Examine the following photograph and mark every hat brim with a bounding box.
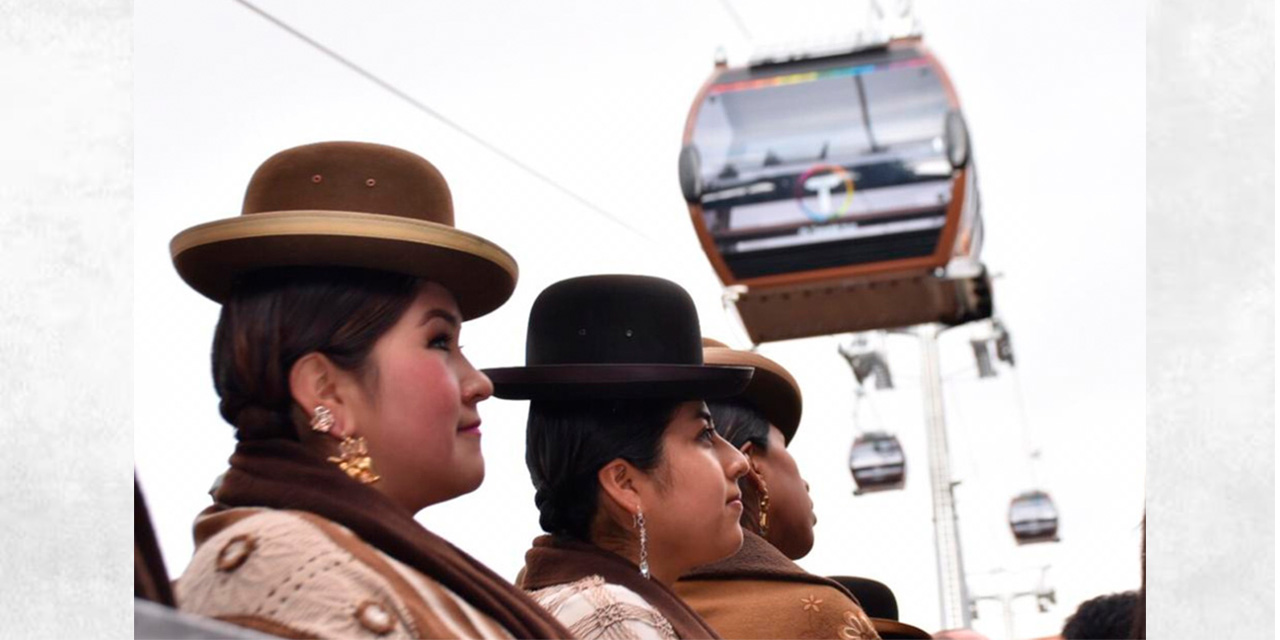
[871,619,931,639]
[171,210,517,320]
[703,348,802,444]
[484,364,753,400]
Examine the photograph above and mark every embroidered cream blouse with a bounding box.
[529,575,678,640]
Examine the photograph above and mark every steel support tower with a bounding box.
[918,324,972,630]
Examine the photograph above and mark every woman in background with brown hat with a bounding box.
[168,141,569,639]
[674,340,928,640]
[484,274,753,640]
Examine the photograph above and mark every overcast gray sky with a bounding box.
[133,1,1145,637]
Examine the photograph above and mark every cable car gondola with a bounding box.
[680,37,991,343]
[849,431,906,494]
[1008,490,1060,544]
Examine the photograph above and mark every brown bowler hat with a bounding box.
[485,275,753,400]
[702,338,802,445]
[170,141,517,319]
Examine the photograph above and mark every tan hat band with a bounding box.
[170,210,516,276]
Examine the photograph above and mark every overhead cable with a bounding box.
[230,0,656,243]
[717,0,754,44]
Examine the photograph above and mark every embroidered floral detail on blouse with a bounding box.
[529,576,677,640]
[801,595,824,613]
[838,609,877,640]
[593,602,631,629]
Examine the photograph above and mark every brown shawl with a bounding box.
[683,530,859,598]
[210,439,570,639]
[520,535,723,639]
[679,531,903,640]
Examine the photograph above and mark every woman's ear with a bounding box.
[597,458,644,516]
[289,353,354,437]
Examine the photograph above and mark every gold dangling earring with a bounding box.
[634,507,650,579]
[328,435,381,484]
[758,475,771,537]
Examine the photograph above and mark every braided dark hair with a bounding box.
[526,399,679,541]
[211,267,420,441]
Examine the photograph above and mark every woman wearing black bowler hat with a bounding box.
[484,275,754,640]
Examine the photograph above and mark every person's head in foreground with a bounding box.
[1061,591,1140,640]
[178,141,514,510]
[169,140,567,638]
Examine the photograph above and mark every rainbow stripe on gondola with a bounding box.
[708,56,929,95]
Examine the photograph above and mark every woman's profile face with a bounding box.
[758,424,816,560]
[640,401,750,573]
[347,282,494,512]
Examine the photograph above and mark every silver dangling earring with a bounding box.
[310,406,335,433]
[634,507,650,579]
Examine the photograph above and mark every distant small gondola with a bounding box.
[680,36,991,343]
[1008,490,1060,544]
[850,432,906,494]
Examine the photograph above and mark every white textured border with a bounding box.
[0,1,1275,636]
[1147,0,1274,637]
[0,0,132,636]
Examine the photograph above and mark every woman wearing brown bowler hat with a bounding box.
[168,141,569,639]
[483,275,753,640]
[674,339,893,640]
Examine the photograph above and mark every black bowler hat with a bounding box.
[829,575,898,620]
[485,275,753,400]
[829,576,932,640]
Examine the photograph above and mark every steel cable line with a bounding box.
[230,0,657,243]
[1007,364,1041,487]
[717,0,754,44]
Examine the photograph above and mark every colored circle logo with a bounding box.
[794,164,856,222]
